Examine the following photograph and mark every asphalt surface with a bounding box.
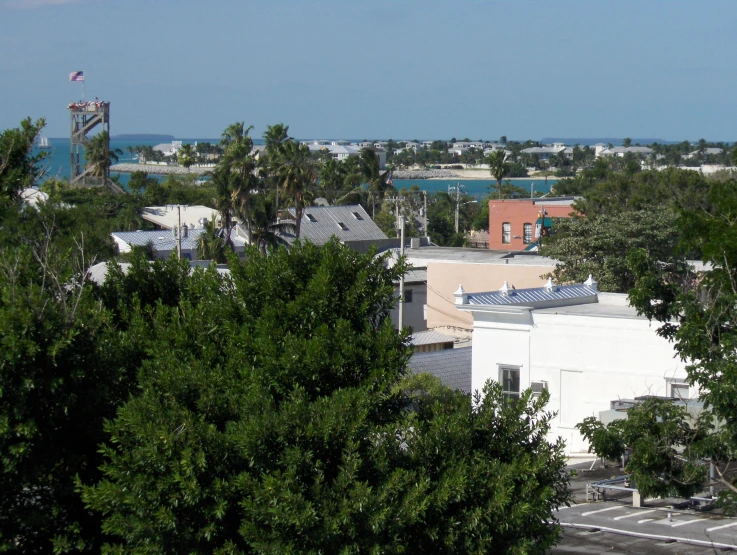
[553,501,737,553]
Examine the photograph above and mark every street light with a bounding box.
[456,200,478,234]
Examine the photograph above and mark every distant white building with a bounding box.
[153,141,183,157]
[520,144,566,160]
[595,145,653,158]
[454,277,690,454]
[306,142,386,169]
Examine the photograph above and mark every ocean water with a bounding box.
[37,137,220,185]
[36,138,556,196]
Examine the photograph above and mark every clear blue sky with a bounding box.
[1,0,735,141]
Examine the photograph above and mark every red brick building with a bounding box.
[487,198,577,251]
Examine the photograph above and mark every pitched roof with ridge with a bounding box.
[283,204,387,245]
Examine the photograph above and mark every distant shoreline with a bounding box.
[111,163,209,175]
[393,169,555,181]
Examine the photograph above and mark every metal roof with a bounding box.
[112,229,245,252]
[141,205,218,230]
[282,204,387,245]
[410,329,456,347]
[467,283,597,306]
[408,348,472,394]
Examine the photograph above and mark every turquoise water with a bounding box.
[37,137,221,184]
[392,179,557,198]
[37,138,556,195]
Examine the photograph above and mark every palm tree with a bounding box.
[359,147,393,218]
[196,217,227,262]
[275,140,316,239]
[210,166,236,249]
[85,131,123,179]
[248,194,296,254]
[487,150,510,199]
[220,122,258,242]
[177,143,195,171]
[261,123,291,215]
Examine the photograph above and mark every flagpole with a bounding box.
[82,68,85,102]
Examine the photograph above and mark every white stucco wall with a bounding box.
[466,297,690,454]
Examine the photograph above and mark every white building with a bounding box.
[454,277,690,454]
[305,142,386,169]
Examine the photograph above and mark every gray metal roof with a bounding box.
[283,205,387,245]
[467,283,597,306]
[410,329,455,347]
[408,348,472,394]
[112,229,245,252]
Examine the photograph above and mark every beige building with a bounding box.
[399,247,556,330]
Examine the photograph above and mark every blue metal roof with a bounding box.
[467,283,597,306]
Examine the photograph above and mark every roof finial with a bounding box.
[584,274,598,291]
[499,281,510,296]
[544,277,554,290]
[454,284,468,305]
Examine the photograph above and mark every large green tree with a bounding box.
[81,240,571,553]
[540,209,684,293]
[0,117,47,207]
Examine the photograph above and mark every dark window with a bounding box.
[502,222,511,244]
[337,221,348,230]
[523,223,533,244]
[499,366,520,401]
[306,213,317,222]
[404,289,413,303]
[352,211,364,220]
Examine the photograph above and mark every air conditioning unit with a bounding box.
[531,380,548,397]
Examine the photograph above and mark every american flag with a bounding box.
[69,71,84,82]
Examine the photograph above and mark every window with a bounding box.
[306,213,317,222]
[404,289,413,303]
[499,366,520,401]
[502,222,511,244]
[352,211,364,220]
[337,221,348,230]
[523,223,533,244]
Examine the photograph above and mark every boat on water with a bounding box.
[37,136,52,150]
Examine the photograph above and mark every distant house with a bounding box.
[111,227,246,261]
[306,142,386,169]
[520,144,565,160]
[152,141,183,157]
[686,147,723,159]
[595,145,653,158]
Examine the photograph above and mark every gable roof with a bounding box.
[408,348,472,394]
[283,205,388,245]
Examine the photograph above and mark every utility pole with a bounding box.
[423,190,428,237]
[449,182,463,234]
[398,215,405,331]
[168,204,185,260]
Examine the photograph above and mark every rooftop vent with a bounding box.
[306,213,317,222]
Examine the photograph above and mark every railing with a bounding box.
[466,240,489,249]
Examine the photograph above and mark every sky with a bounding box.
[1,0,736,141]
